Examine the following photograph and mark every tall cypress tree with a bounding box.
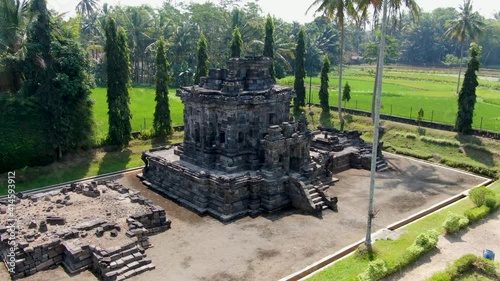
[105,18,132,147]
[319,56,331,115]
[263,15,275,79]
[24,0,94,158]
[293,29,306,112]
[153,36,172,136]
[194,33,209,85]
[455,43,481,134]
[230,27,243,58]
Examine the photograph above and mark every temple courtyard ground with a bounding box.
[5,153,489,281]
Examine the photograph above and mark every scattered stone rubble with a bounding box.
[311,128,388,173]
[0,180,170,280]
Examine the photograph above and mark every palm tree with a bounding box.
[307,0,358,131]
[0,0,31,91]
[76,0,99,19]
[357,0,419,252]
[358,0,420,122]
[444,0,485,94]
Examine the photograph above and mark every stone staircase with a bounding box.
[376,157,389,172]
[97,244,155,281]
[305,184,329,211]
[307,182,338,212]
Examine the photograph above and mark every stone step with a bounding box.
[104,259,151,281]
[309,192,320,199]
[377,165,389,172]
[312,197,322,203]
[114,262,155,281]
[314,202,327,210]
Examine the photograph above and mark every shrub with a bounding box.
[404,230,440,266]
[453,254,477,274]
[469,186,495,207]
[426,254,500,281]
[419,136,460,147]
[438,159,498,179]
[464,205,491,223]
[442,212,469,234]
[485,195,498,209]
[357,259,388,281]
[405,133,417,139]
[414,229,439,250]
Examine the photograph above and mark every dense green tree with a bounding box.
[230,27,242,57]
[153,36,172,136]
[194,32,208,84]
[342,81,351,103]
[445,0,485,93]
[293,28,306,113]
[105,17,132,147]
[455,43,481,134]
[24,0,93,158]
[263,15,275,78]
[318,55,330,115]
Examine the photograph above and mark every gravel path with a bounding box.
[383,208,500,281]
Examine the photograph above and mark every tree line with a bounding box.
[0,0,489,171]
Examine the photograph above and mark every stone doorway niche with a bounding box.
[289,144,302,172]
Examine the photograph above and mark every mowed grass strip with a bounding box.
[91,87,184,138]
[278,66,500,132]
[306,181,500,281]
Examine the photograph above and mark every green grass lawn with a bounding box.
[91,87,184,139]
[278,66,500,132]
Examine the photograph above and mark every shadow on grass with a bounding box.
[151,135,173,148]
[455,135,495,167]
[320,111,333,129]
[96,148,132,177]
[4,149,96,195]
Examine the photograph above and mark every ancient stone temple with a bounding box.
[140,57,339,221]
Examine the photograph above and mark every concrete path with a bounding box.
[383,209,500,281]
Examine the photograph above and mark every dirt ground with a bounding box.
[2,154,488,281]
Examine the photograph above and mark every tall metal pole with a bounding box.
[365,0,388,251]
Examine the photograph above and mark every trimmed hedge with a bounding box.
[439,158,498,179]
[426,254,500,281]
[464,205,491,223]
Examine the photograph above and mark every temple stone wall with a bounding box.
[142,56,340,221]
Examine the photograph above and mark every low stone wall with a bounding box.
[5,239,64,278]
[144,155,270,221]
